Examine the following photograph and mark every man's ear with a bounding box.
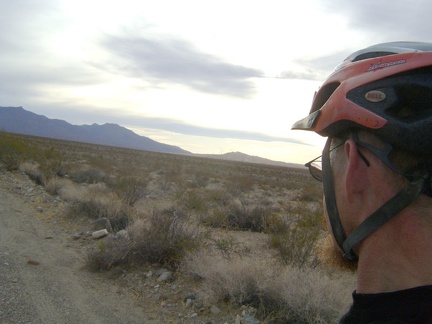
[344,139,369,203]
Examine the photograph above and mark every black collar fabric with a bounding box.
[340,285,432,323]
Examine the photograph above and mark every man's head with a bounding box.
[292,41,432,263]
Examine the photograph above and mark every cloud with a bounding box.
[99,33,264,97]
[0,1,106,105]
[278,0,432,82]
[277,51,348,81]
[319,0,432,42]
[127,116,303,143]
[0,1,63,51]
[0,57,106,107]
[28,103,304,145]
[96,112,304,144]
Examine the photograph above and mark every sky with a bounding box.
[1,0,432,164]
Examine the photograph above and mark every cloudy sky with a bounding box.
[1,0,432,163]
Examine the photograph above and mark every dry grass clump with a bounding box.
[183,252,353,323]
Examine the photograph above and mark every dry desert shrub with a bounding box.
[199,207,228,228]
[37,147,65,179]
[226,202,268,232]
[126,210,203,268]
[198,199,273,232]
[20,161,45,185]
[55,178,87,202]
[227,174,256,195]
[177,187,232,216]
[0,132,32,171]
[66,185,130,231]
[67,165,108,184]
[86,237,134,272]
[296,184,323,202]
[182,252,353,323]
[176,187,208,212]
[268,202,323,268]
[183,252,271,306]
[262,267,354,323]
[86,209,203,270]
[107,175,149,206]
[44,176,73,196]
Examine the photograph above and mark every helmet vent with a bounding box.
[310,82,340,113]
[353,51,396,62]
[387,85,432,122]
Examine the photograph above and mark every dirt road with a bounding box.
[0,174,159,324]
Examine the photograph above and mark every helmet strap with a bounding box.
[342,177,425,261]
[322,138,348,254]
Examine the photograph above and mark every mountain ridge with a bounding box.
[197,151,303,168]
[0,106,190,155]
[0,106,303,168]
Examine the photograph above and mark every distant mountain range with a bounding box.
[0,106,190,154]
[198,152,302,168]
[0,106,302,168]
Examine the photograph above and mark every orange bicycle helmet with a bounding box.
[292,41,432,155]
[292,42,432,261]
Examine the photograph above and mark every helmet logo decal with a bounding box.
[365,90,386,103]
[367,59,407,72]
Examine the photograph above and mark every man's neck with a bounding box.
[355,209,432,294]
